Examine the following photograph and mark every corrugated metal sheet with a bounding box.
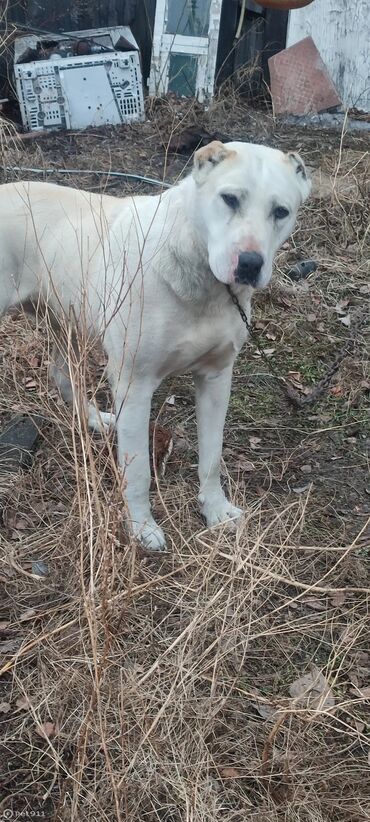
[287,0,370,113]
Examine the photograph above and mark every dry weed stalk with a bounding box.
[0,87,369,821]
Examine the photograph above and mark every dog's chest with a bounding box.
[158,311,247,378]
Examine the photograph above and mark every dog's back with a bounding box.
[0,180,125,320]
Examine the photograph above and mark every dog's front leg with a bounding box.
[195,366,243,528]
[114,377,166,551]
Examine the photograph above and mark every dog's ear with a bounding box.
[193,140,236,184]
[287,152,311,202]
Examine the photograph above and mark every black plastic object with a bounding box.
[287,259,318,281]
[0,414,42,471]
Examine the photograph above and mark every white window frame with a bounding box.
[149,0,223,102]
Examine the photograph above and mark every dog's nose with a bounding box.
[235,251,264,287]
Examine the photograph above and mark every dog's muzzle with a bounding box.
[235,251,264,287]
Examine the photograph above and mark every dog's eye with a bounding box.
[221,193,239,210]
[273,206,290,220]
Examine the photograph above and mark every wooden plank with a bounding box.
[131,0,156,84]
[215,0,239,86]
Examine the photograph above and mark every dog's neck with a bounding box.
[161,175,229,311]
[161,175,252,315]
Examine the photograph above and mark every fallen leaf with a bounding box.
[287,370,308,391]
[318,413,332,423]
[28,356,40,368]
[249,436,261,450]
[289,666,335,710]
[350,686,370,700]
[19,608,37,622]
[220,767,241,778]
[254,321,265,330]
[300,464,312,474]
[32,501,48,515]
[359,284,370,294]
[334,300,349,315]
[354,719,365,733]
[330,385,343,397]
[252,701,277,720]
[0,702,11,713]
[292,483,312,494]
[173,432,188,452]
[149,424,173,477]
[35,721,56,739]
[31,560,48,577]
[0,621,9,631]
[355,652,369,665]
[348,671,359,688]
[256,486,266,497]
[330,591,346,607]
[7,514,28,530]
[288,371,303,382]
[303,597,326,611]
[25,378,37,390]
[236,458,255,472]
[0,639,21,654]
[289,379,304,390]
[307,313,317,323]
[165,395,176,406]
[16,696,31,711]
[266,332,277,341]
[264,347,276,357]
[339,314,351,327]
[277,296,292,309]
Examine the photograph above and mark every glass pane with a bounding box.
[168,53,198,97]
[166,0,211,37]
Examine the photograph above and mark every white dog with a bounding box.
[0,141,310,549]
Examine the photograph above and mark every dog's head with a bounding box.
[192,140,311,288]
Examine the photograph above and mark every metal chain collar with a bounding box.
[226,285,356,410]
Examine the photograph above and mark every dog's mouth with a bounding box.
[234,271,260,288]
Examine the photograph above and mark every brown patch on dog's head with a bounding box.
[193,140,237,184]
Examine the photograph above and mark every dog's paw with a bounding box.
[133,519,167,551]
[200,496,243,529]
[88,406,116,433]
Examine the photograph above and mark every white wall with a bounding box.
[287,0,370,113]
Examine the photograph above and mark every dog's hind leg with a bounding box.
[49,330,115,432]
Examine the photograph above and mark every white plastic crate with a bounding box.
[14,27,144,132]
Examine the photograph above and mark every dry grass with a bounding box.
[0,88,369,821]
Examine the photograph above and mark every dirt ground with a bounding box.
[0,95,369,821]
